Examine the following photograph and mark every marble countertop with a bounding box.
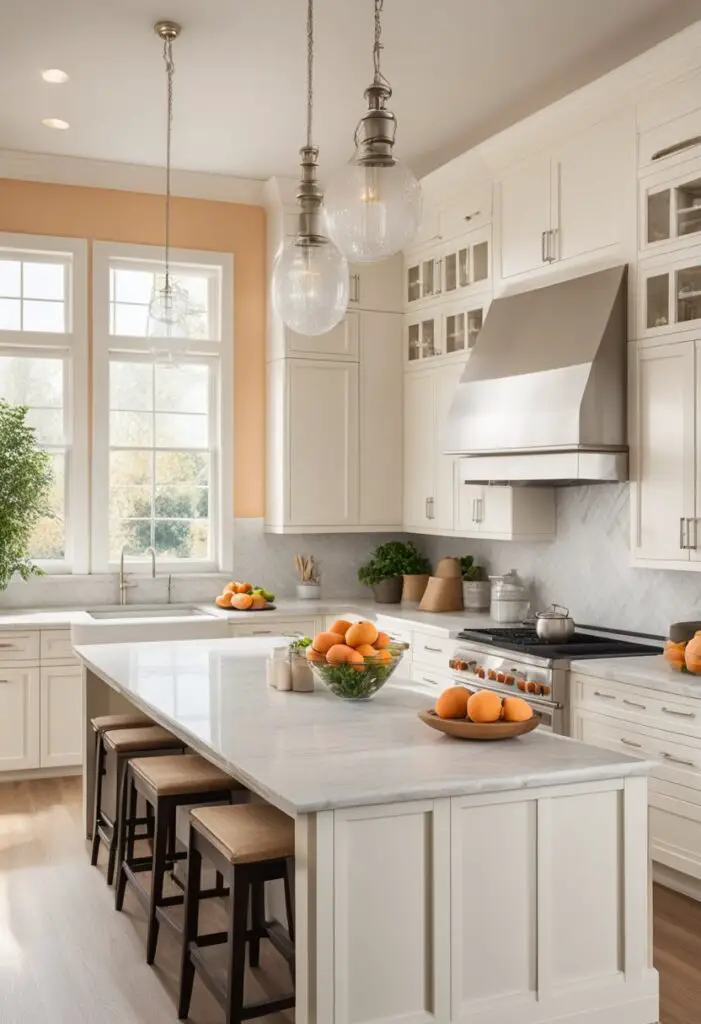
[76,636,651,816]
[571,654,701,698]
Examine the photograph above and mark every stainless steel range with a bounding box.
[450,626,663,733]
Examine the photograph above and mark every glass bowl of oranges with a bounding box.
[306,619,408,700]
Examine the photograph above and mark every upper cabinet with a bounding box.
[405,292,491,366]
[640,158,701,256]
[348,254,403,313]
[405,227,491,309]
[638,249,701,338]
[497,112,634,283]
[285,312,360,361]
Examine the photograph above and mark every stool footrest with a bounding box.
[194,931,229,948]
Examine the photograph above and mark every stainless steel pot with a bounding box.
[535,604,575,642]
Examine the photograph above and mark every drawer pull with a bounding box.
[252,630,272,635]
[662,751,695,767]
[621,738,642,749]
[662,706,695,719]
[423,646,443,654]
[652,136,701,161]
[422,676,439,686]
[593,691,616,700]
[623,699,647,710]
[0,643,16,649]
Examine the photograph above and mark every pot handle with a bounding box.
[536,604,571,618]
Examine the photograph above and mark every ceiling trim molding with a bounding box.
[0,148,266,206]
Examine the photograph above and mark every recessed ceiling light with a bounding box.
[41,118,70,130]
[41,69,69,84]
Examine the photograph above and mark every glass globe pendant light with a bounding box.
[147,21,191,358]
[272,0,349,336]
[324,0,422,262]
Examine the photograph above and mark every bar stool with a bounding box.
[91,724,186,885]
[178,803,296,1024]
[115,754,246,965]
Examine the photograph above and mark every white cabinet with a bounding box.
[639,249,701,338]
[498,113,633,282]
[284,313,359,361]
[230,618,319,638]
[433,361,464,531]
[455,475,555,541]
[288,359,359,528]
[0,667,40,771]
[40,665,83,768]
[629,340,697,565]
[640,157,701,255]
[359,312,403,527]
[348,255,403,313]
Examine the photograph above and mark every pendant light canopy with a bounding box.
[324,0,422,262]
[148,21,191,356]
[272,0,349,336]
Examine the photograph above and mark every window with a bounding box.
[92,242,233,573]
[0,235,88,572]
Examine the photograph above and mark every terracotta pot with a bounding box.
[403,573,429,603]
[684,631,701,674]
[371,577,403,604]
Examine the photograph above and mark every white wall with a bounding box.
[415,484,701,636]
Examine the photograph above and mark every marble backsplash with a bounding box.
[416,483,701,637]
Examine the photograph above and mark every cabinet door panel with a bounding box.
[433,362,465,530]
[554,113,632,261]
[478,486,514,536]
[455,480,483,536]
[285,313,359,360]
[499,154,551,279]
[349,256,403,313]
[360,312,403,526]
[40,666,83,768]
[403,370,435,530]
[631,341,694,561]
[0,667,40,772]
[288,360,359,527]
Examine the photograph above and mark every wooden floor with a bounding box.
[1,780,701,1024]
[0,778,293,1024]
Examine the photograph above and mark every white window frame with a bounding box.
[0,233,89,574]
[91,241,233,574]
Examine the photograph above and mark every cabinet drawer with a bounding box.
[438,184,492,239]
[649,788,701,880]
[40,629,77,663]
[572,674,701,740]
[639,108,701,169]
[410,663,454,692]
[0,631,40,664]
[230,618,318,639]
[411,633,454,670]
[373,618,413,648]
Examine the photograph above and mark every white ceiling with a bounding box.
[1,0,700,182]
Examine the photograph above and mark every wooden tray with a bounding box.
[418,708,539,740]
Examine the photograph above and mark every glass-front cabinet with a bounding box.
[405,226,491,308]
[640,251,701,337]
[406,316,439,364]
[405,253,442,305]
[641,159,701,253]
[405,294,491,365]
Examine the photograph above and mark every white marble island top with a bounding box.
[76,636,652,816]
[571,654,701,698]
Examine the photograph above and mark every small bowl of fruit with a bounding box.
[215,581,276,612]
[419,686,538,740]
[306,619,408,700]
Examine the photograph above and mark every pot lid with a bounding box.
[536,603,571,620]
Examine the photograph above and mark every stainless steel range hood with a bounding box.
[443,265,628,484]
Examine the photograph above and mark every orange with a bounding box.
[328,618,353,637]
[230,592,254,610]
[372,648,392,664]
[502,696,533,722]
[326,644,362,666]
[355,644,378,658]
[235,582,253,594]
[311,631,345,654]
[250,593,267,610]
[467,690,503,723]
[346,621,378,648]
[374,631,391,649]
[435,686,469,720]
[215,593,232,608]
[223,582,236,594]
[306,647,325,663]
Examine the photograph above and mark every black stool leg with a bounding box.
[115,770,136,911]
[225,865,250,1024]
[146,797,169,965]
[107,757,126,886]
[90,734,105,866]
[178,826,203,1021]
[249,880,265,968]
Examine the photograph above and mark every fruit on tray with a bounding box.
[214,581,275,610]
[467,690,505,723]
[307,620,396,665]
[436,686,470,720]
[502,695,534,722]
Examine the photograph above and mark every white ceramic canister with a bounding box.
[267,646,292,690]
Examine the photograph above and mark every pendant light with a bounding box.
[324,0,422,262]
[147,21,190,356]
[272,0,349,336]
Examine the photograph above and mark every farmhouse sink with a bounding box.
[87,605,207,620]
[72,604,228,646]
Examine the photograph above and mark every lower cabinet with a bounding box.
[0,667,40,771]
[40,665,83,768]
[230,618,320,639]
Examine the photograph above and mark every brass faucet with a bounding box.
[119,545,157,606]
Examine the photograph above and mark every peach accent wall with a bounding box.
[0,177,266,518]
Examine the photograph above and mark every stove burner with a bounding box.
[456,626,663,659]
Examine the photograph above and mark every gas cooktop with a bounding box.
[456,626,663,660]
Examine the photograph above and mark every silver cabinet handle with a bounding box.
[621,738,642,749]
[252,629,272,635]
[594,691,616,699]
[477,497,483,523]
[425,498,430,520]
[692,518,699,551]
[435,258,443,295]
[428,497,435,520]
[541,231,548,263]
[0,644,15,650]
[652,136,701,161]
[623,699,647,710]
[422,676,439,686]
[662,751,695,767]
[548,229,558,262]
[662,706,696,718]
[680,516,687,550]
[423,646,443,654]
[471,497,477,523]
[463,211,481,222]
[349,273,360,303]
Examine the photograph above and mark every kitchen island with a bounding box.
[77,636,659,1024]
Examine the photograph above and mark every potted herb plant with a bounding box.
[0,401,53,592]
[460,555,490,611]
[401,542,432,603]
[294,554,321,600]
[358,540,431,604]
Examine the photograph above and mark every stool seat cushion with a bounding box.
[91,712,152,732]
[190,803,294,865]
[130,754,244,797]
[103,725,183,753]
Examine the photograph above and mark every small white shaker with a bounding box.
[267,646,292,691]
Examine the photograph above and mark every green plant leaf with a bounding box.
[357,540,431,586]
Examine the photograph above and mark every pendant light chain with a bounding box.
[373,0,385,84]
[163,34,175,292]
[306,0,314,148]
